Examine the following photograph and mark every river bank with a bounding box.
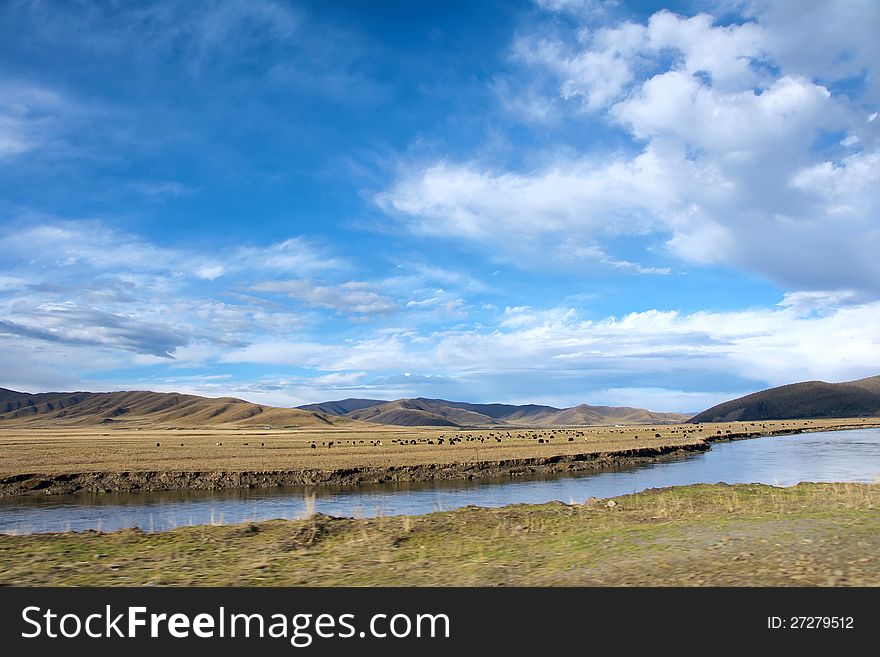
[0,442,709,496]
[2,418,877,496]
[2,482,878,586]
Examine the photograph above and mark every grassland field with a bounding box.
[2,417,877,480]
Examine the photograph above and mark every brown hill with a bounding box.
[344,399,504,427]
[304,397,690,427]
[688,375,880,423]
[0,388,348,428]
[544,404,689,426]
[299,398,389,415]
[850,376,880,394]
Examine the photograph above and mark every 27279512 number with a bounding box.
[768,616,854,629]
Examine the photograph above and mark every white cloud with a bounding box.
[220,340,334,367]
[739,0,880,103]
[383,262,491,295]
[251,279,397,315]
[0,335,120,393]
[377,146,676,260]
[776,289,862,315]
[646,11,765,91]
[493,77,560,123]
[8,268,879,408]
[0,219,358,374]
[127,180,196,198]
[311,371,368,387]
[1,220,210,279]
[0,82,85,158]
[239,238,345,274]
[0,114,32,157]
[613,73,836,152]
[791,150,880,210]
[378,4,879,293]
[7,0,301,75]
[405,289,468,317]
[513,22,646,111]
[0,303,187,357]
[569,244,670,274]
[219,296,880,393]
[195,264,225,281]
[590,387,735,414]
[533,0,619,18]
[0,220,343,281]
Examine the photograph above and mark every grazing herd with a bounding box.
[151,428,633,450]
[309,439,386,449]
[149,421,809,452]
[290,426,696,450]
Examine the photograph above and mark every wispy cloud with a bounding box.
[5,0,301,74]
[533,0,620,19]
[0,81,90,158]
[0,219,353,369]
[251,279,397,315]
[219,298,880,393]
[0,305,186,358]
[0,219,343,283]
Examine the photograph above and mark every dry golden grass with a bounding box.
[1,417,876,477]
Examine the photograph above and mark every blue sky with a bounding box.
[1,0,879,412]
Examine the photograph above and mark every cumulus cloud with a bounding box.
[739,0,880,103]
[376,147,676,270]
[613,73,836,151]
[378,3,880,293]
[514,22,646,111]
[645,10,765,91]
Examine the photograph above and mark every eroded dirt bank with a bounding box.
[0,442,709,496]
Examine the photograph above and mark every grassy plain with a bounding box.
[2,417,877,477]
[2,482,878,586]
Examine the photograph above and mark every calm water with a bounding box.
[2,428,879,534]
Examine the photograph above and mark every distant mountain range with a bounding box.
[5,374,878,430]
[689,375,880,423]
[299,397,690,427]
[0,388,346,428]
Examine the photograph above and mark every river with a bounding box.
[1,427,878,534]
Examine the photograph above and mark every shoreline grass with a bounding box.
[2,482,878,586]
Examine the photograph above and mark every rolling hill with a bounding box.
[0,388,348,428]
[298,398,388,415]
[688,375,880,423]
[299,397,690,427]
